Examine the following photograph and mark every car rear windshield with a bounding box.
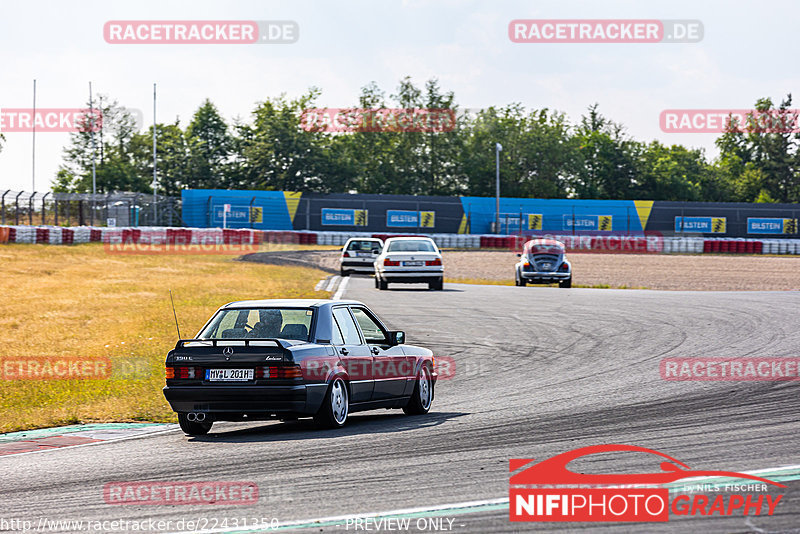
[386,240,436,252]
[526,243,565,255]
[197,308,314,341]
[347,240,381,251]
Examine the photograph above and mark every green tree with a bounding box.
[185,99,232,189]
[130,122,190,198]
[329,81,394,194]
[332,78,466,195]
[54,95,147,193]
[635,142,709,201]
[458,105,577,199]
[571,105,639,199]
[714,95,800,202]
[236,89,343,192]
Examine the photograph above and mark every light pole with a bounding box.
[32,79,36,192]
[89,82,97,226]
[152,83,158,226]
[495,142,502,234]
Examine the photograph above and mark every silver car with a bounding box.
[340,237,384,276]
[514,239,572,288]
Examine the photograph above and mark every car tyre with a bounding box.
[314,377,349,428]
[403,366,433,415]
[177,413,212,436]
[340,268,350,277]
[378,278,388,290]
[428,278,443,290]
[517,271,527,286]
[559,277,572,288]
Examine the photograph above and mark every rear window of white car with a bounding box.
[386,240,436,252]
[346,240,381,252]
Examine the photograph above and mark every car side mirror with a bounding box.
[388,331,405,346]
[372,249,380,254]
[516,253,521,257]
[339,247,343,251]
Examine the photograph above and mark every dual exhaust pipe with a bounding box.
[187,412,207,422]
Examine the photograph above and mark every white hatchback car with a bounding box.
[374,237,444,290]
[339,237,384,276]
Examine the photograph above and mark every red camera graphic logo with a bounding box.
[510,444,784,523]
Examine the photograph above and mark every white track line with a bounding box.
[324,275,340,292]
[333,276,349,300]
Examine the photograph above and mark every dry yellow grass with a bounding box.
[0,243,329,433]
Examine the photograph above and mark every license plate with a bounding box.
[403,261,423,266]
[356,252,373,257]
[205,369,254,381]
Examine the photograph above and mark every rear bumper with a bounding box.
[379,269,443,282]
[341,262,376,273]
[163,383,327,417]
[521,271,571,282]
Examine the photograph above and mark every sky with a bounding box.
[1,0,798,193]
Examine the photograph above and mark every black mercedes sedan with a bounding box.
[163,299,436,435]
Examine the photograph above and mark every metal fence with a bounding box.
[0,190,182,227]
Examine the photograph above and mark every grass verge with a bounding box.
[0,243,328,433]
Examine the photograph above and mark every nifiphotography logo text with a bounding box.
[510,444,784,522]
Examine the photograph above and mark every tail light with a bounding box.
[343,251,350,257]
[425,258,442,266]
[168,366,203,379]
[523,261,531,267]
[559,262,569,271]
[279,366,303,378]
[256,365,303,379]
[383,259,400,266]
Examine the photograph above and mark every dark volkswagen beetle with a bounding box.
[163,299,436,435]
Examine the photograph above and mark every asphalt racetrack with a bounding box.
[3,278,800,533]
